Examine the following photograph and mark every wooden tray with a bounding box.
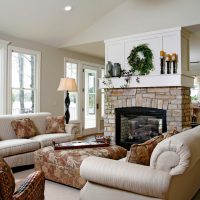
[53,141,110,150]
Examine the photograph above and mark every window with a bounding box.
[65,61,78,121]
[0,40,9,114]
[8,47,41,114]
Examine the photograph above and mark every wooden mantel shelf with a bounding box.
[99,74,194,89]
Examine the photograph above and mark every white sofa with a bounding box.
[80,126,200,200]
[0,112,77,168]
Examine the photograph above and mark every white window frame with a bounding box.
[0,40,10,114]
[64,58,81,123]
[7,46,41,114]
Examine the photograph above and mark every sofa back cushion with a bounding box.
[0,112,51,140]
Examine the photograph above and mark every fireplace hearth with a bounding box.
[115,107,167,149]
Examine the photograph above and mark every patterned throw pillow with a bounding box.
[127,134,164,166]
[182,127,192,132]
[45,116,65,134]
[0,158,15,199]
[11,118,38,138]
[162,128,177,139]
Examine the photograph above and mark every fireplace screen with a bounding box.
[115,107,167,149]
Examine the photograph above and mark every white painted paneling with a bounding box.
[106,41,124,68]
[125,35,162,75]
[99,74,193,89]
[181,36,190,75]
[163,32,180,74]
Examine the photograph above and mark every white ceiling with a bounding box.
[0,0,200,60]
[0,0,123,50]
[66,41,105,59]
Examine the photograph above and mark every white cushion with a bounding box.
[30,133,73,148]
[0,139,40,157]
[150,125,200,175]
[0,112,51,140]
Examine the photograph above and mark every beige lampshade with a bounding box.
[57,78,77,92]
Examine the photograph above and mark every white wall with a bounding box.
[64,0,200,47]
[0,32,104,116]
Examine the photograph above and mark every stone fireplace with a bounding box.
[101,27,193,146]
[104,87,191,144]
[115,107,167,149]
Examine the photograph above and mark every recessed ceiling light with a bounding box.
[64,5,72,11]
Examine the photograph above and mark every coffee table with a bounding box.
[34,145,127,189]
[53,140,110,150]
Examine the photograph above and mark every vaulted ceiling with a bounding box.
[0,0,200,59]
[0,0,123,48]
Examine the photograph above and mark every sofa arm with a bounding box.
[80,156,171,199]
[150,140,191,176]
[65,124,79,135]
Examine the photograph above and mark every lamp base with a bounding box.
[65,109,70,124]
[65,91,70,124]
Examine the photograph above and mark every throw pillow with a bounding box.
[45,116,65,133]
[11,118,38,138]
[162,128,177,139]
[127,134,164,166]
[182,127,192,132]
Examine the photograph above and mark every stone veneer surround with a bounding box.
[104,87,191,142]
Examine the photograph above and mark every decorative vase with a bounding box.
[105,61,113,77]
[113,63,121,77]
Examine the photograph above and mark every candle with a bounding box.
[160,50,165,57]
[166,54,171,61]
[172,53,177,61]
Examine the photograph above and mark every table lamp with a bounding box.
[57,78,77,124]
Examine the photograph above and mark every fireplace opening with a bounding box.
[115,107,167,149]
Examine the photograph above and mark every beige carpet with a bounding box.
[14,169,200,200]
[14,169,80,200]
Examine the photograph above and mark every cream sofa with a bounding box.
[0,112,77,168]
[80,126,200,200]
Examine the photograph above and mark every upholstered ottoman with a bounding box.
[34,145,127,189]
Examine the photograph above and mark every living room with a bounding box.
[0,0,200,200]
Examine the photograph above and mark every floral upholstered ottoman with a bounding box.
[34,145,127,189]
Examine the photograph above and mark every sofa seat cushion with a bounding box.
[0,139,40,158]
[30,133,73,148]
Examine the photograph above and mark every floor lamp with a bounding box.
[57,78,77,124]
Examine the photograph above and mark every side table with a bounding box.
[65,123,80,136]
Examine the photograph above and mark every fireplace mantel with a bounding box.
[99,74,193,89]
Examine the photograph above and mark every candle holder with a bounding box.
[172,53,177,74]
[160,50,165,74]
[166,54,171,74]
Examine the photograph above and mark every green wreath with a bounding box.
[127,44,154,75]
